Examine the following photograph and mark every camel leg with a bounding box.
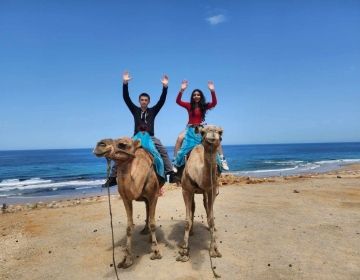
[140,200,150,235]
[148,196,162,260]
[203,192,218,232]
[206,191,222,258]
[176,189,193,262]
[118,199,134,268]
[190,196,195,236]
[203,193,209,228]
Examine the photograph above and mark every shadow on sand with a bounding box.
[105,224,165,271]
[168,220,211,270]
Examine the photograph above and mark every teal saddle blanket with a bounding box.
[173,126,222,170]
[132,132,165,178]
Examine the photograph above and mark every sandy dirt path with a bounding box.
[1,170,360,279]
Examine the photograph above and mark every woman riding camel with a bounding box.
[173,80,229,171]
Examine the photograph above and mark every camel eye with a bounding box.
[98,142,106,147]
[118,143,127,149]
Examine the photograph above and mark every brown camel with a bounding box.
[93,136,163,268]
[177,125,223,262]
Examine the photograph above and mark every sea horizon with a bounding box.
[1,140,360,152]
[1,142,360,204]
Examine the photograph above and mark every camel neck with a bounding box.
[116,158,133,179]
[202,144,218,187]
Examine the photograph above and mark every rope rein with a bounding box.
[106,158,120,280]
[208,144,221,279]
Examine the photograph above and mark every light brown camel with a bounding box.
[177,125,223,262]
[93,136,163,268]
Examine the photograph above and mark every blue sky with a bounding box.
[0,0,359,150]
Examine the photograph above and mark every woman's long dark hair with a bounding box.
[190,89,207,122]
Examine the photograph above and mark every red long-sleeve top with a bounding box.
[176,90,217,125]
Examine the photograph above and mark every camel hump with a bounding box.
[135,147,154,162]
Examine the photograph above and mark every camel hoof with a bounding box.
[178,247,189,256]
[176,255,190,262]
[150,251,162,260]
[210,248,222,258]
[206,226,217,232]
[117,254,134,269]
[140,226,150,235]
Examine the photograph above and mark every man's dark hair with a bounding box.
[139,93,150,101]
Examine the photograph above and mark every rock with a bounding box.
[31,204,38,209]
[293,190,300,193]
[1,203,8,213]
[47,202,58,209]
[337,175,342,178]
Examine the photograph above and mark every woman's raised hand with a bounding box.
[208,81,215,92]
[123,71,132,84]
[180,80,188,92]
[161,74,169,88]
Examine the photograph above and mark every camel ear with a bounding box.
[133,139,142,149]
[218,128,223,141]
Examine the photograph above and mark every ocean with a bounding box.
[1,142,360,204]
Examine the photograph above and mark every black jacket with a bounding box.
[123,83,167,136]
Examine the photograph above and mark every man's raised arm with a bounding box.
[152,74,169,114]
[122,71,137,113]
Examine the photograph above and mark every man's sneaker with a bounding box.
[102,177,117,188]
[221,159,229,171]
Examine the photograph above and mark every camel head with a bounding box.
[93,137,141,162]
[197,125,223,149]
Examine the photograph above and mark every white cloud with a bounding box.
[206,14,226,25]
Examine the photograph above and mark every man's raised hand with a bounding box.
[123,71,132,84]
[161,74,169,88]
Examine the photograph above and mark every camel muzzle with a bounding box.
[93,145,112,157]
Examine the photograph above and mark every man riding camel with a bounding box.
[103,71,176,187]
